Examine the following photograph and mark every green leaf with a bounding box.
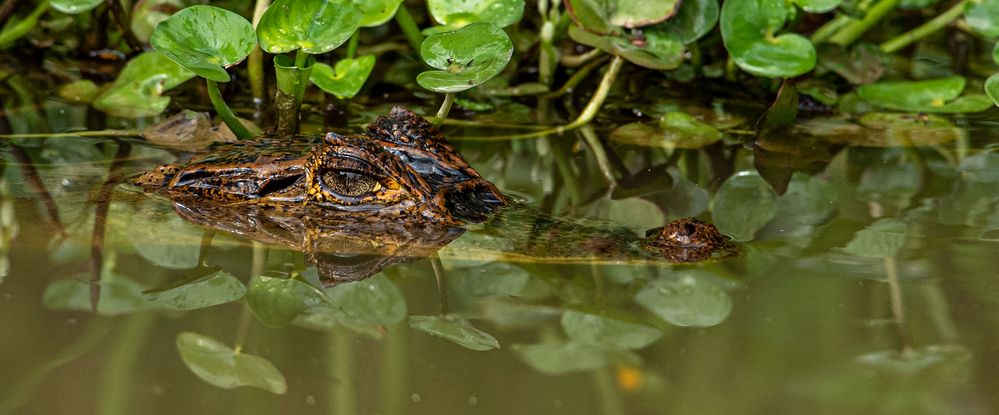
[635,271,732,327]
[817,43,888,85]
[409,314,500,351]
[143,270,246,310]
[150,5,256,82]
[310,55,376,99]
[325,274,406,326]
[246,276,334,327]
[257,0,361,55]
[427,0,524,30]
[776,173,837,226]
[417,23,513,93]
[841,218,908,258]
[857,76,992,113]
[176,332,287,394]
[965,0,999,38]
[43,276,158,315]
[57,80,100,104]
[712,172,777,241]
[720,0,816,78]
[512,341,640,375]
[792,0,842,13]
[568,25,685,70]
[130,0,185,43]
[987,74,999,107]
[661,0,719,44]
[355,0,404,27]
[566,0,680,33]
[450,262,530,298]
[561,309,662,350]
[50,0,103,14]
[92,51,196,118]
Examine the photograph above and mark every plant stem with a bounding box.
[431,92,455,126]
[879,0,968,53]
[828,0,902,46]
[105,0,142,53]
[454,55,624,141]
[294,49,308,68]
[394,4,423,52]
[0,0,48,50]
[346,30,359,59]
[578,124,617,187]
[561,48,602,67]
[248,0,271,104]
[545,55,609,98]
[810,14,851,43]
[430,253,448,316]
[0,129,141,139]
[206,79,253,139]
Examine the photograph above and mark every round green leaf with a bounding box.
[986,74,999,107]
[355,0,403,27]
[858,76,992,113]
[246,276,334,327]
[661,0,719,44]
[417,23,513,93]
[176,332,287,394]
[93,51,196,118]
[712,172,777,241]
[310,55,376,99]
[142,270,246,310]
[792,0,842,13]
[965,0,999,38]
[511,341,640,375]
[427,0,524,29]
[720,0,816,78]
[257,0,361,55]
[325,274,406,326]
[568,25,685,70]
[131,0,185,43]
[409,314,500,351]
[58,80,100,104]
[841,218,908,258]
[150,5,256,82]
[566,0,680,33]
[43,276,158,315]
[635,271,732,327]
[561,309,662,350]
[51,0,103,14]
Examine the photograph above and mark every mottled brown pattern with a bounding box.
[642,218,739,263]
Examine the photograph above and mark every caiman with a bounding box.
[133,107,738,285]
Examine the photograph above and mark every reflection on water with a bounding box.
[3,101,999,415]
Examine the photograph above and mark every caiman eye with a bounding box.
[322,170,382,197]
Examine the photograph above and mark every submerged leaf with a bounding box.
[417,23,513,93]
[512,340,640,375]
[325,274,406,326]
[409,314,500,351]
[712,172,777,241]
[143,270,245,310]
[635,271,732,327]
[841,218,907,257]
[310,55,376,99]
[43,276,158,315]
[246,276,334,327]
[610,111,722,148]
[561,309,662,349]
[987,74,999,107]
[257,0,362,55]
[176,332,287,394]
[150,5,256,82]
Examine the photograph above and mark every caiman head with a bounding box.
[134,106,507,225]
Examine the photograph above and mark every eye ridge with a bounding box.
[321,169,382,197]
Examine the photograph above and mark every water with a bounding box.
[3,100,999,415]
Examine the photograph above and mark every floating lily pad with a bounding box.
[51,0,103,14]
[427,0,524,32]
[325,274,406,326]
[357,0,404,27]
[611,111,722,149]
[965,0,999,38]
[176,332,287,394]
[841,218,907,257]
[712,172,777,241]
[566,0,680,34]
[143,270,246,310]
[417,23,513,93]
[257,0,361,55]
[561,309,662,350]
[567,25,684,70]
[246,276,334,327]
[720,0,816,78]
[635,271,732,327]
[835,112,961,147]
[58,79,100,104]
[512,340,640,375]
[92,51,195,118]
[409,314,500,351]
[150,5,256,82]
[661,0,719,44]
[310,55,376,99]
[857,76,993,113]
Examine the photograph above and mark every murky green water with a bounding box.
[3,100,999,415]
